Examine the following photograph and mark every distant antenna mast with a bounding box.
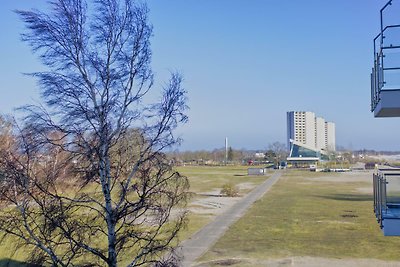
[225,137,228,165]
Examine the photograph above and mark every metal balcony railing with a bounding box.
[371,0,400,113]
[373,168,400,232]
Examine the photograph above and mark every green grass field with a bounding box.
[197,170,400,266]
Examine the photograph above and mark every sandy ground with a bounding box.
[307,171,374,194]
[306,170,373,183]
[188,183,257,215]
[195,256,400,267]
[187,171,374,219]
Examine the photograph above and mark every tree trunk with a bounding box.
[100,144,117,267]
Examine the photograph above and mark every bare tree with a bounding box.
[264,149,277,164]
[267,142,288,165]
[227,147,234,162]
[0,1,189,266]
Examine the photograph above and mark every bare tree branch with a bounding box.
[0,1,189,266]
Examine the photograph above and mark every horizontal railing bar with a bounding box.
[382,45,400,49]
[383,24,400,31]
[383,67,400,70]
[377,88,400,91]
[382,173,400,176]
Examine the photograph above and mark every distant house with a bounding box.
[247,168,267,176]
[254,152,265,158]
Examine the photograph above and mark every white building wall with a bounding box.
[293,112,304,144]
[287,111,317,150]
[287,111,336,153]
[304,111,316,148]
[315,117,326,151]
[325,122,336,151]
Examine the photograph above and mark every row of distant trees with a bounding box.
[167,143,394,167]
[167,142,289,165]
[168,148,246,164]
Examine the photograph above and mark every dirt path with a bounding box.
[179,171,282,266]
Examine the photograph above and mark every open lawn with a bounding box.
[197,170,400,266]
[177,165,271,241]
[177,165,269,194]
[0,165,270,266]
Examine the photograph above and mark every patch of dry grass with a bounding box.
[198,170,400,265]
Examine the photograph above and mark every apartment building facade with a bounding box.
[287,111,336,153]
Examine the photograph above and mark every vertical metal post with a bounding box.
[383,176,388,212]
[373,173,377,213]
[225,137,228,165]
[379,1,393,92]
[379,174,384,228]
[380,0,393,46]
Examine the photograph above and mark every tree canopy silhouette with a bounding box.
[0,1,189,266]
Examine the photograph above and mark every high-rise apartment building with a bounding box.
[287,111,336,152]
[315,116,326,151]
[325,121,336,151]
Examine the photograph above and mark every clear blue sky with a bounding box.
[0,0,397,151]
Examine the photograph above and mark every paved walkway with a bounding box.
[179,171,283,266]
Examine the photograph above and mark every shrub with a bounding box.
[220,183,239,197]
